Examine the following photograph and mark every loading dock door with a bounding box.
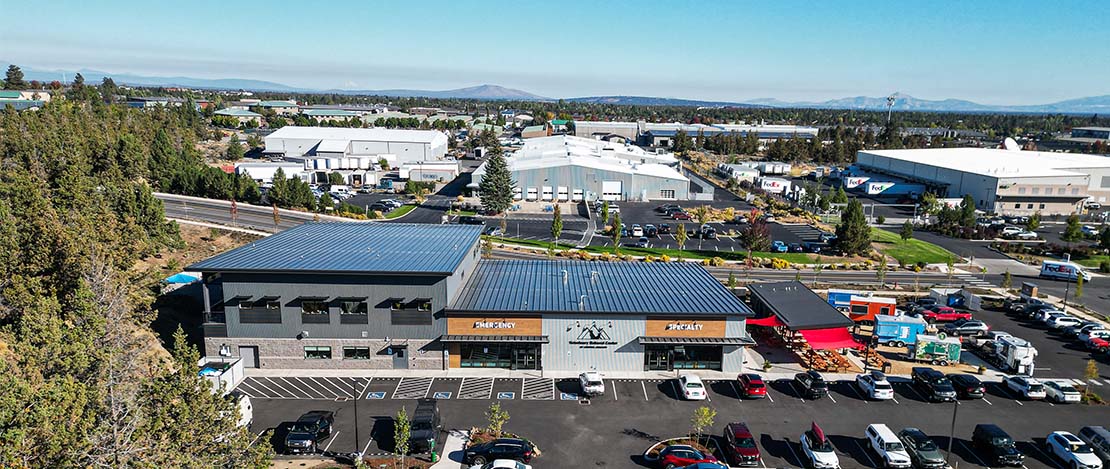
[238,346,259,368]
[601,181,623,201]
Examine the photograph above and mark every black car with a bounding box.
[284,410,335,454]
[458,216,483,225]
[897,428,946,469]
[645,225,659,237]
[368,202,393,213]
[948,373,985,399]
[793,371,828,399]
[463,438,536,465]
[911,367,956,402]
[915,297,938,308]
[656,204,681,213]
[787,243,804,253]
[658,224,672,234]
[972,424,1024,467]
[408,399,442,454]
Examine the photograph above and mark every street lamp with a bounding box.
[946,399,959,466]
[352,378,361,461]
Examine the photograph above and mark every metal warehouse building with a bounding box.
[188,223,753,372]
[856,148,1110,215]
[471,135,690,201]
[573,120,819,147]
[263,126,449,166]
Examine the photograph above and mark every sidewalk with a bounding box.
[429,429,469,469]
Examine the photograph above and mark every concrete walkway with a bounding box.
[429,429,469,469]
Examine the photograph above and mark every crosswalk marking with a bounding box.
[522,377,555,400]
[392,377,434,400]
[458,377,495,399]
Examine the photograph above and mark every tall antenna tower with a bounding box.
[886,94,897,124]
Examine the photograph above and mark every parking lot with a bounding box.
[246,374,1110,468]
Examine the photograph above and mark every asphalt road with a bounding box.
[248,375,1110,468]
[157,192,333,232]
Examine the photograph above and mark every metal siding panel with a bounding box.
[542,314,645,371]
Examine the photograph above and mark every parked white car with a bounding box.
[1046,431,1103,469]
[856,371,894,400]
[1000,226,1024,237]
[1044,381,1082,404]
[469,459,532,469]
[801,428,840,469]
[1035,309,1067,324]
[631,224,644,237]
[679,374,707,400]
[1004,376,1047,400]
[1049,315,1084,330]
[578,372,605,397]
[866,424,913,469]
[1015,231,1040,240]
[1081,330,1110,343]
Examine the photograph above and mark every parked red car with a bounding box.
[724,422,762,467]
[657,444,717,468]
[737,373,767,399]
[1087,337,1110,353]
[671,211,692,220]
[919,306,973,323]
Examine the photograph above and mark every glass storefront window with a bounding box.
[459,343,537,370]
[644,345,722,370]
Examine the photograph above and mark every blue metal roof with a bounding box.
[188,223,483,275]
[451,260,753,316]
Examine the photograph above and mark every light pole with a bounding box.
[352,378,361,460]
[946,399,959,467]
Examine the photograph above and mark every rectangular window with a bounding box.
[660,189,676,199]
[304,346,332,360]
[1058,187,1066,195]
[1027,204,1034,209]
[1014,204,1021,209]
[238,301,254,310]
[301,300,330,324]
[1072,188,1080,195]
[240,299,282,324]
[340,300,368,324]
[1018,187,1026,194]
[343,346,371,360]
[1031,187,1040,195]
[417,299,432,312]
[1039,203,1046,209]
[390,299,405,311]
[266,301,280,310]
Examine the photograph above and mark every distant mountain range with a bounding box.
[12,64,1109,113]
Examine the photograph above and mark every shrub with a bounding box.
[661,254,672,263]
[1101,260,1110,273]
[770,258,790,270]
[876,215,886,224]
[710,257,725,267]
[701,259,711,266]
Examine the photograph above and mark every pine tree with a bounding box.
[835,199,871,255]
[5,64,26,89]
[225,134,245,160]
[551,204,563,243]
[1027,211,1041,231]
[900,220,914,241]
[1062,214,1084,243]
[832,186,849,204]
[479,152,514,213]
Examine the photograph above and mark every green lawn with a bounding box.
[1074,254,1110,268]
[871,228,958,265]
[486,236,815,263]
[383,204,417,219]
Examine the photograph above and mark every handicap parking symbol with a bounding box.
[560,392,579,401]
[496,392,515,400]
[366,392,386,400]
[432,391,452,399]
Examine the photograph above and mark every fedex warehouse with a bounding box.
[471,135,691,201]
[188,223,754,372]
[856,148,1110,215]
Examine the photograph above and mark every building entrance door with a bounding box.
[645,346,672,371]
[511,346,537,370]
[238,346,259,368]
[392,347,408,369]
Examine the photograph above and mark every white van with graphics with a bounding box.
[1040,261,1091,282]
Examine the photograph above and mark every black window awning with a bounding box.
[335,296,368,301]
[296,296,329,301]
[440,335,550,344]
[257,295,280,301]
[638,336,755,346]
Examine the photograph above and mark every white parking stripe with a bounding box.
[642,381,649,401]
[249,378,284,398]
[261,377,297,398]
[250,430,267,446]
[612,380,618,400]
[278,377,315,398]
[1026,443,1059,469]
[362,435,375,455]
[765,390,775,403]
[854,440,878,467]
[826,392,837,404]
[320,377,355,398]
[359,377,373,399]
[729,381,741,401]
[237,380,276,399]
[294,377,330,399]
[982,396,994,405]
[784,439,804,467]
[311,377,344,398]
[322,431,339,452]
[958,440,989,466]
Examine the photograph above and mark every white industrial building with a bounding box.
[573,120,819,147]
[856,148,1110,215]
[263,126,449,166]
[471,135,690,202]
[234,162,306,184]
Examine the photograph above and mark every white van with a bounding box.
[229,390,253,428]
[866,424,912,468]
[1040,260,1091,282]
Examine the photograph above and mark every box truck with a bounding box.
[874,315,930,347]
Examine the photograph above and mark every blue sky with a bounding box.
[3,0,1107,104]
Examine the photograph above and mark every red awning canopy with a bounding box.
[747,315,785,327]
[799,327,862,350]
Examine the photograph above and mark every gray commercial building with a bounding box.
[189,223,753,372]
